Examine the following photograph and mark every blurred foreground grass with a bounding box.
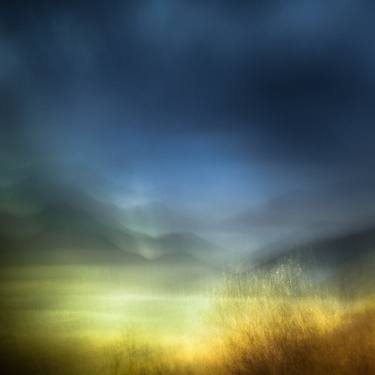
[1,263,375,374]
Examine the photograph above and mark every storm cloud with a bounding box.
[1,0,375,252]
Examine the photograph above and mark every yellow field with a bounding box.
[1,263,374,374]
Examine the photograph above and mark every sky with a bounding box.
[1,1,375,252]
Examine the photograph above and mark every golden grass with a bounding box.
[209,262,375,374]
[213,296,375,375]
[1,262,375,374]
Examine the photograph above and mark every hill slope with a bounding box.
[249,225,375,287]
[0,177,224,267]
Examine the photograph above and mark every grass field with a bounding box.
[1,263,375,374]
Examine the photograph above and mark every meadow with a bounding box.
[1,262,375,374]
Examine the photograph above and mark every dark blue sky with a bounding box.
[1,1,375,250]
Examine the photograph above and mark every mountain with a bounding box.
[113,229,227,267]
[226,180,375,230]
[151,250,204,266]
[248,225,375,286]
[223,183,375,253]
[0,202,146,265]
[122,202,205,234]
[153,232,226,265]
[0,177,146,264]
[0,176,224,267]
